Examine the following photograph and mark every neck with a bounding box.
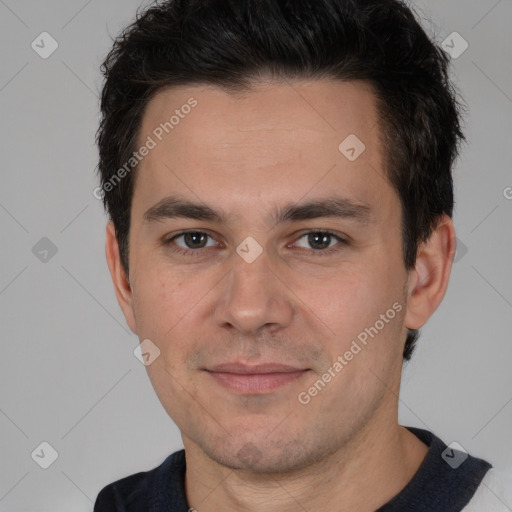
[183,413,428,512]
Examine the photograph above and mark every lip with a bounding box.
[208,362,306,374]
[205,362,309,394]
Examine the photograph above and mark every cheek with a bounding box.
[297,260,406,374]
[294,263,391,334]
[131,266,197,344]
[132,269,205,410]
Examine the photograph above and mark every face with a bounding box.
[112,79,415,472]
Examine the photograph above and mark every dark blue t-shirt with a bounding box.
[94,426,491,511]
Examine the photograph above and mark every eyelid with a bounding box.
[290,230,348,254]
[164,229,221,250]
[292,229,349,243]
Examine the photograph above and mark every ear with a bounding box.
[405,214,456,330]
[105,221,138,334]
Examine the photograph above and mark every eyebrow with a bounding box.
[142,195,372,226]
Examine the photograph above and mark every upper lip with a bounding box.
[206,363,307,374]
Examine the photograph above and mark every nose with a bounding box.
[213,244,295,335]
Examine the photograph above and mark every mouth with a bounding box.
[204,363,310,394]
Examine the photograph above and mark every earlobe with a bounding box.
[404,214,456,330]
[105,221,138,334]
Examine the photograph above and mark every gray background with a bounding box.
[0,0,511,510]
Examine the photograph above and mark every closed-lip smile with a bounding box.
[205,362,309,393]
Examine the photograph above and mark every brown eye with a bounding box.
[307,232,332,250]
[294,231,347,253]
[181,232,209,249]
[165,231,218,255]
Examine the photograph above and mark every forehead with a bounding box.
[140,78,380,148]
[132,78,394,222]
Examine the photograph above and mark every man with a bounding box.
[93,0,511,510]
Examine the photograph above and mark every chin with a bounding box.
[198,435,333,474]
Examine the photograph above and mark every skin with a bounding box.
[105,78,456,511]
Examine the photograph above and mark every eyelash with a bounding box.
[163,230,348,257]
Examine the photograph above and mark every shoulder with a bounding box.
[94,471,151,510]
[93,449,186,512]
[463,466,512,511]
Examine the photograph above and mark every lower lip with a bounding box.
[207,370,309,394]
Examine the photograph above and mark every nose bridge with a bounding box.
[214,243,294,333]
